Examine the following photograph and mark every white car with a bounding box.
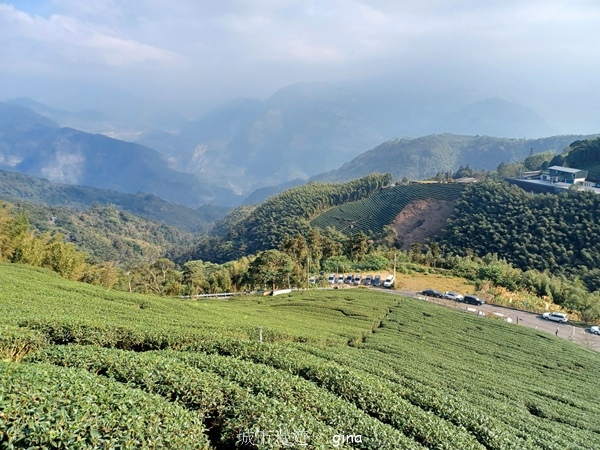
[383,275,395,288]
[328,273,336,284]
[542,312,568,323]
[590,325,600,335]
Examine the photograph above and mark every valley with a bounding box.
[1,95,600,450]
[3,2,600,448]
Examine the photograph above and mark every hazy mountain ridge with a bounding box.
[312,133,599,183]
[3,83,588,205]
[0,102,239,207]
[168,82,559,195]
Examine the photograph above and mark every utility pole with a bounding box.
[393,251,397,286]
[307,253,310,289]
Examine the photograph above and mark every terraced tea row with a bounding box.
[311,183,465,235]
[1,263,599,448]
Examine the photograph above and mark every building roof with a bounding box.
[548,166,584,174]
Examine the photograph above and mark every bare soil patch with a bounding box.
[392,199,456,250]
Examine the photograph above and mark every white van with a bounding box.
[383,275,395,288]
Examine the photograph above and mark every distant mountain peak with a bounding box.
[437,97,556,138]
[0,101,59,132]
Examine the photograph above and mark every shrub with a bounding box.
[0,325,47,361]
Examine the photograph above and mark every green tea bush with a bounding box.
[0,361,209,449]
[0,325,46,361]
[29,345,338,448]
[166,350,422,449]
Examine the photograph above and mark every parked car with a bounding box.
[590,325,600,335]
[373,275,381,287]
[364,275,373,286]
[463,295,485,305]
[328,273,336,284]
[542,312,568,323]
[383,275,395,288]
[309,276,316,284]
[337,274,344,284]
[353,274,362,285]
[345,274,354,284]
[421,289,443,298]
[443,291,464,301]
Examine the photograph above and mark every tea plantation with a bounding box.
[1,262,599,449]
[311,183,465,235]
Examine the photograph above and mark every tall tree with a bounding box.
[247,250,295,291]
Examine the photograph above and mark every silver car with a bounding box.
[542,312,568,323]
[443,291,464,301]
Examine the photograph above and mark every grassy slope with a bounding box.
[1,263,600,449]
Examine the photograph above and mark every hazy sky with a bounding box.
[2,0,599,131]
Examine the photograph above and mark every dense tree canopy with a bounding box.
[438,180,600,292]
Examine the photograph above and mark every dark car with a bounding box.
[463,295,484,305]
[421,289,443,298]
[373,275,381,287]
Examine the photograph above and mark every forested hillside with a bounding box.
[184,173,392,263]
[439,180,600,292]
[0,169,227,232]
[12,202,193,267]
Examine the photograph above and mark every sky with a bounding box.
[1,0,600,132]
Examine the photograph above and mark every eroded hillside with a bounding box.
[392,199,457,250]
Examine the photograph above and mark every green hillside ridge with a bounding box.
[11,202,195,268]
[1,263,599,448]
[0,169,228,232]
[185,173,392,263]
[312,133,599,184]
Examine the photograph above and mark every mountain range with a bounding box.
[0,102,238,208]
[172,84,559,194]
[5,80,567,199]
[2,82,598,211]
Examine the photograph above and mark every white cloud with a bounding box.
[0,3,181,69]
[1,0,599,126]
